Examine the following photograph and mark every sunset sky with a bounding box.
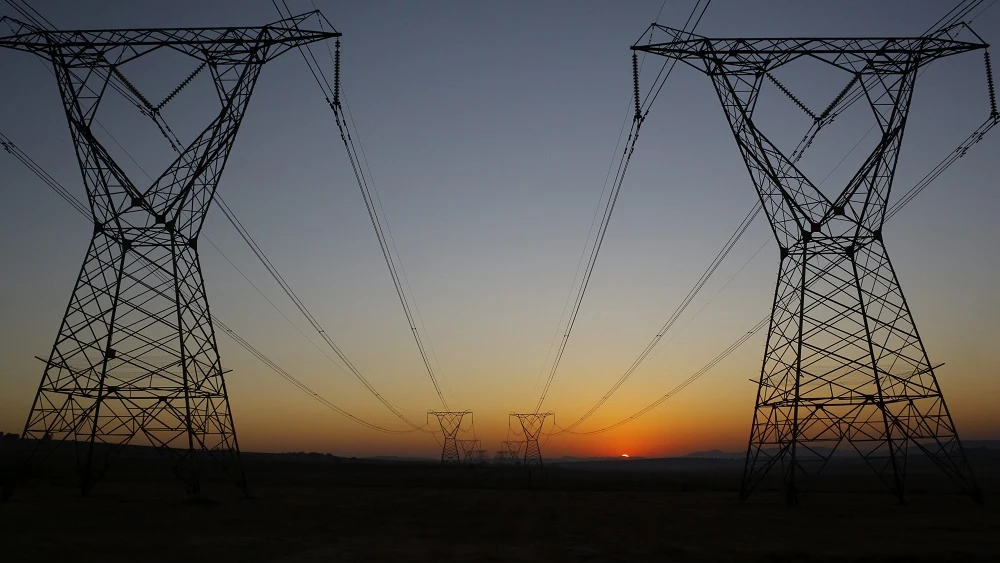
[0,0,998,459]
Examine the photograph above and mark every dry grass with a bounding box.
[1,451,998,562]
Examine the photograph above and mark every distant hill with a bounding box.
[368,456,437,463]
[5,435,998,463]
[962,440,1000,451]
[681,441,1000,459]
[684,449,742,459]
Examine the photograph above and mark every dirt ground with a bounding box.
[1,451,998,562]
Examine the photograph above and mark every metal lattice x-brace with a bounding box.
[0,13,339,498]
[429,411,470,464]
[495,440,525,465]
[511,413,552,467]
[634,24,988,505]
[458,439,487,463]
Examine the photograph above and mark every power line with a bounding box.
[211,194,429,429]
[199,235,348,371]
[558,110,994,435]
[0,128,413,435]
[342,87,454,404]
[0,28,359,391]
[60,1,433,430]
[0,15,367,398]
[530,0,704,399]
[923,0,987,34]
[2,1,428,434]
[531,0,712,414]
[272,0,451,410]
[0,131,89,217]
[552,0,997,433]
[557,205,761,432]
[887,116,997,221]
[558,317,769,435]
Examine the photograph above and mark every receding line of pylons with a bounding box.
[0,0,995,507]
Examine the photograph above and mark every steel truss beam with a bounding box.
[0,13,339,498]
[634,24,987,505]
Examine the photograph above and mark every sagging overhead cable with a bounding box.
[0,129,410,434]
[2,0,430,434]
[556,122,995,439]
[531,0,712,415]
[552,0,998,436]
[272,0,451,410]
[552,0,997,434]
[72,2,432,431]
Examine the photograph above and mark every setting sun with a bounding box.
[621,454,629,458]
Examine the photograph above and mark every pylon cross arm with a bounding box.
[633,26,986,74]
[0,12,339,63]
[0,14,338,238]
[698,50,923,248]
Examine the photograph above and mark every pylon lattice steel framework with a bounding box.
[634,24,988,505]
[511,413,552,467]
[429,411,470,464]
[458,439,486,464]
[0,13,339,496]
[495,440,525,465]
[458,438,479,459]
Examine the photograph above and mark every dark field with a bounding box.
[2,449,999,562]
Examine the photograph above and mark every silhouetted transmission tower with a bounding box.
[510,413,552,467]
[634,24,991,506]
[458,438,479,460]
[495,440,524,465]
[0,12,339,497]
[458,439,486,464]
[429,411,470,464]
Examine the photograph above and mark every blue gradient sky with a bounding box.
[1,1,998,458]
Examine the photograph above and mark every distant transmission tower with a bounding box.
[458,439,481,462]
[429,411,470,464]
[495,440,525,465]
[458,440,487,464]
[510,413,552,467]
[505,440,525,465]
[0,13,339,497]
[634,24,992,505]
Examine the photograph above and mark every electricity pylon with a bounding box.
[0,12,339,498]
[505,440,525,465]
[495,440,524,465]
[458,440,487,464]
[429,411,470,464]
[510,413,552,467]
[634,24,991,505]
[458,439,480,461]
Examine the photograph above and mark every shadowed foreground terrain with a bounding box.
[1,448,998,562]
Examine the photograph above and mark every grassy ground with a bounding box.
[1,450,998,562]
